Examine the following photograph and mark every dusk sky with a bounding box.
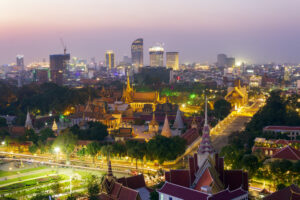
[1,0,300,65]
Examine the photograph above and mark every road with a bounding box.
[169,97,265,166]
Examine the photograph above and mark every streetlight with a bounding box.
[54,147,60,164]
[1,141,5,145]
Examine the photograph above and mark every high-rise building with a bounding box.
[149,45,164,67]
[217,54,227,67]
[105,50,115,70]
[131,38,143,70]
[217,54,235,68]
[50,54,70,85]
[166,52,179,70]
[16,55,24,70]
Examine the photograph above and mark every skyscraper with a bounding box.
[131,38,143,71]
[217,54,227,67]
[50,54,70,85]
[105,50,115,70]
[149,44,164,67]
[217,54,235,68]
[16,55,24,70]
[166,52,179,70]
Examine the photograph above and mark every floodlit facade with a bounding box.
[105,50,115,70]
[166,52,179,70]
[149,45,164,67]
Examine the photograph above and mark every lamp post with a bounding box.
[54,147,60,164]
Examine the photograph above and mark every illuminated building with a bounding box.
[131,38,143,71]
[50,54,70,85]
[249,75,262,87]
[122,74,165,112]
[149,44,164,67]
[105,50,115,70]
[225,79,248,110]
[166,52,179,70]
[16,55,24,70]
[160,98,248,199]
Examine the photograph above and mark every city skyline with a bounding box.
[1,0,300,64]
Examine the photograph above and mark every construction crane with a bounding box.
[60,38,67,55]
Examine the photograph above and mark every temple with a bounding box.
[25,111,33,130]
[225,79,248,110]
[159,97,248,199]
[95,154,150,200]
[122,74,165,112]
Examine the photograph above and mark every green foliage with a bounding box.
[39,128,55,142]
[53,130,78,162]
[87,175,101,200]
[66,194,77,200]
[25,129,39,144]
[150,191,159,200]
[86,142,101,164]
[241,154,260,177]
[147,135,186,164]
[220,145,244,169]
[0,117,7,127]
[112,142,127,158]
[213,99,231,120]
[126,140,147,169]
[276,183,286,191]
[70,122,108,141]
[246,90,300,132]
[28,144,38,154]
[50,182,61,194]
[30,193,52,200]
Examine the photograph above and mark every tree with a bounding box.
[0,117,7,127]
[30,193,52,200]
[150,191,159,200]
[87,175,101,200]
[86,142,101,165]
[213,99,231,120]
[126,140,147,169]
[112,142,127,158]
[220,145,243,169]
[276,183,286,191]
[146,135,186,164]
[70,122,108,141]
[39,128,55,142]
[241,154,260,177]
[53,130,77,163]
[25,129,39,144]
[28,144,38,154]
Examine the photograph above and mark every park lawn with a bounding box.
[0,170,56,185]
[0,166,48,177]
[0,175,64,194]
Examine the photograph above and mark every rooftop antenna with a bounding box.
[60,38,67,55]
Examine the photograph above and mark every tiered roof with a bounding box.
[161,114,172,137]
[197,97,214,154]
[173,108,184,129]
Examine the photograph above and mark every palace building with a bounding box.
[225,79,248,110]
[159,98,248,200]
[122,74,165,112]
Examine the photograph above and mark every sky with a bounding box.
[1,0,300,65]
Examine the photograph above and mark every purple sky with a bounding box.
[1,0,300,65]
